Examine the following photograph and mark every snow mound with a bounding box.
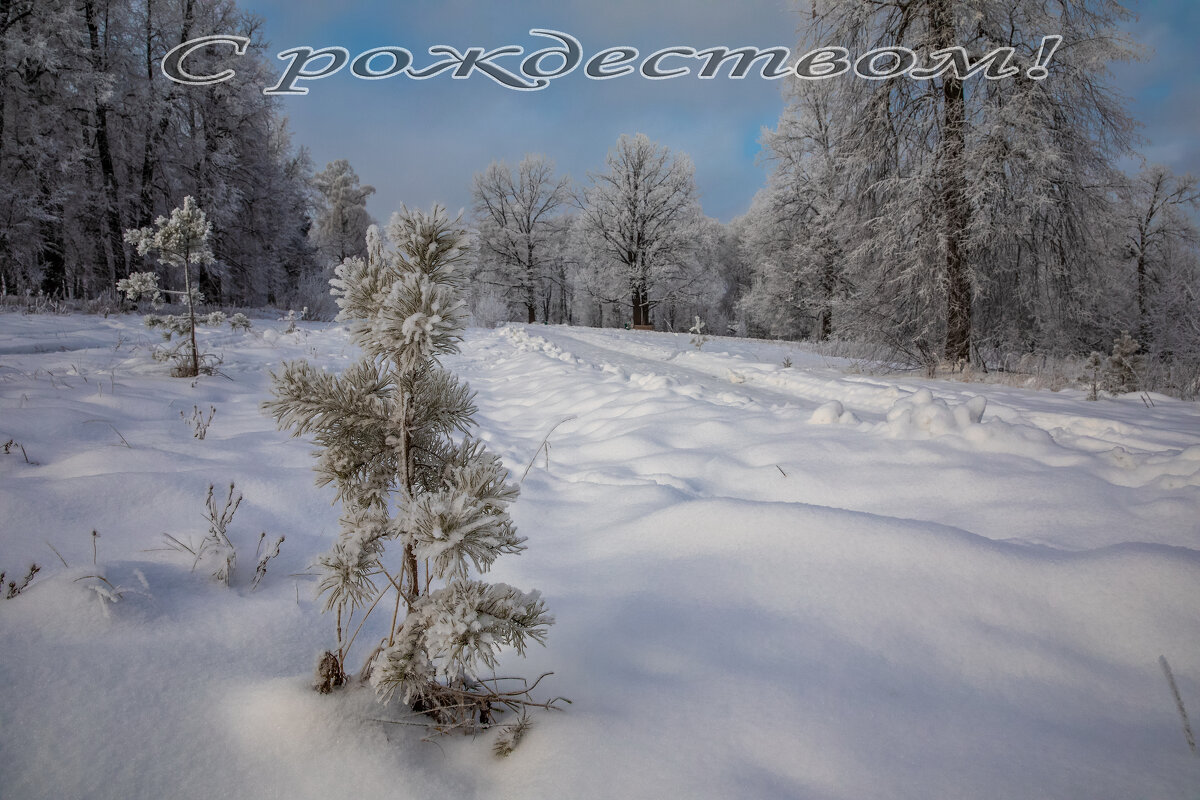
[808,400,861,425]
[871,390,1065,456]
[882,389,986,434]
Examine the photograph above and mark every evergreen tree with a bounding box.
[311,159,375,265]
[1104,331,1141,394]
[122,196,214,377]
[265,206,558,733]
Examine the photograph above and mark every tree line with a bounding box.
[5,0,1197,392]
[0,0,332,306]
[463,0,1199,395]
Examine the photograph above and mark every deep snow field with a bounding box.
[2,312,1199,799]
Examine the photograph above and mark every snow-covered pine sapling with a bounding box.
[182,405,217,440]
[229,313,252,332]
[265,206,560,738]
[123,197,215,378]
[1104,331,1142,395]
[1083,352,1103,400]
[689,316,709,350]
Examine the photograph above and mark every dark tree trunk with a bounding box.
[932,0,972,365]
[631,285,650,327]
[83,0,128,283]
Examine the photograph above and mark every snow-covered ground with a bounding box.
[2,314,1198,799]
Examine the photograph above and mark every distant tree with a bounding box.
[1122,166,1200,344]
[472,155,570,324]
[312,159,375,265]
[742,78,852,342]
[578,133,705,328]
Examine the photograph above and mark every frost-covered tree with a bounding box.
[741,78,853,343]
[1104,331,1141,394]
[123,197,214,377]
[578,133,706,328]
[472,155,571,324]
[0,0,317,304]
[312,159,375,266]
[1122,166,1200,345]
[265,206,558,732]
[769,0,1136,362]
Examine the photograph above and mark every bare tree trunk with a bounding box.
[83,0,128,284]
[183,242,198,376]
[932,0,972,365]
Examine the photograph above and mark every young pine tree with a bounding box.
[265,206,556,731]
[121,197,214,377]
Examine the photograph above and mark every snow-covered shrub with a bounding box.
[280,308,306,334]
[229,312,252,332]
[1104,332,1142,394]
[265,206,559,739]
[123,197,215,377]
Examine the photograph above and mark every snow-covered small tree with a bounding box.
[122,197,214,377]
[265,206,559,735]
[1104,331,1142,394]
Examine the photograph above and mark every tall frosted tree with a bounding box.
[1122,166,1200,345]
[312,159,375,266]
[769,0,1136,361]
[740,77,853,342]
[472,155,570,324]
[578,133,705,329]
[265,206,558,733]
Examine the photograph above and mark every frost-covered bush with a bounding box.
[265,206,559,738]
[229,312,252,332]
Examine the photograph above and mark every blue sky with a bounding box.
[236,0,1199,224]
